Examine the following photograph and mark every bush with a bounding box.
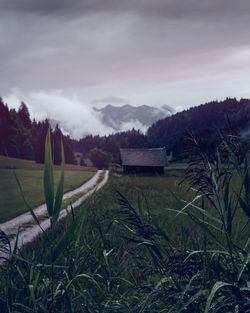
[89,148,110,169]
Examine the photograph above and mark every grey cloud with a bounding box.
[0,0,130,17]
[1,0,250,117]
[2,5,249,94]
[0,0,89,15]
[138,0,250,20]
[1,0,250,20]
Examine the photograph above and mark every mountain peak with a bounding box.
[93,103,174,132]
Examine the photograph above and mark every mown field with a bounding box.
[0,155,95,171]
[0,156,96,223]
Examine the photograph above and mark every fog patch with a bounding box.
[3,89,114,139]
[3,89,174,138]
[119,120,148,134]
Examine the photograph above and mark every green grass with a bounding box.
[82,171,249,249]
[23,170,107,227]
[15,169,249,312]
[0,169,95,223]
[0,155,95,171]
[0,134,249,312]
[166,162,188,170]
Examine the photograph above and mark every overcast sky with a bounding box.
[1,0,250,138]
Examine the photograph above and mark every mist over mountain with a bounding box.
[46,103,174,138]
[93,104,174,132]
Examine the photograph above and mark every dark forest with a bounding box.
[1,97,250,164]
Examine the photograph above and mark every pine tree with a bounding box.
[18,102,32,129]
[0,98,11,156]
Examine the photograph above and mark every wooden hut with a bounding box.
[120,147,168,174]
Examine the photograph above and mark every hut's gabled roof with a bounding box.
[120,147,167,167]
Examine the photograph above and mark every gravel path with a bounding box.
[0,170,109,261]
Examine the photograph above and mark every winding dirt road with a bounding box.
[0,170,109,261]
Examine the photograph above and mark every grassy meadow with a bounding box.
[0,155,95,171]
[2,169,248,312]
[0,156,96,223]
[0,135,249,312]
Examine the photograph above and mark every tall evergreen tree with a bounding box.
[53,125,63,165]
[63,135,76,164]
[0,98,11,156]
[8,109,34,159]
[34,119,49,163]
[18,102,32,129]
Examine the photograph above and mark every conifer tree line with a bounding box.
[72,97,250,162]
[1,97,250,164]
[71,129,149,164]
[0,98,75,164]
[147,97,250,159]
[0,97,149,165]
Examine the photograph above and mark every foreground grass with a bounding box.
[0,169,96,223]
[0,133,249,312]
[4,169,247,312]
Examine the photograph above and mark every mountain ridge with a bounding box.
[93,103,174,131]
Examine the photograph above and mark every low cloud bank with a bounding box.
[118,120,148,133]
[4,89,115,139]
[3,89,150,139]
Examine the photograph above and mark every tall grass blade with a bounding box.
[13,172,45,234]
[175,290,207,313]
[237,251,250,281]
[52,139,65,228]
[223,174,230,209]
[66,273,101,290]
[185,209,226,250]
[244,167,249,201]
[181,200,222,225]
[12,228,19,256]
[176,195,202,217]
[204,281,232,313]
[238,198,250,218]
[151,219,171,243]
[43,127,54,217]
[52,193,94,262]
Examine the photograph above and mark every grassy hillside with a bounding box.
[0,155,95,171]
[0,156,96,223]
